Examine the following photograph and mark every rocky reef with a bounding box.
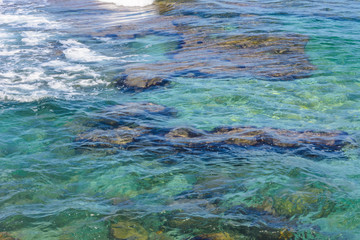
[75,102,351,156]
[117,32,315,90]
[105,2,316,91]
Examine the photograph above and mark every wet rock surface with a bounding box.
[115,73,169,91]
[107,3,315,91]
[165,126,350,152]
[111,220,148,240]
[76,126,150,148]
[76,103,351,154]
[256,182,336,219]
[0,233,17,240]
[172,33,315,80]
[119,32,315,89]
[75,102,177,148]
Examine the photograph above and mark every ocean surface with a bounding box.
[0,0,360,239]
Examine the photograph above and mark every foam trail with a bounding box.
[98,0,154,7]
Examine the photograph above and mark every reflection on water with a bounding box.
[0,0,360,239]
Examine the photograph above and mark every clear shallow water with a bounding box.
[0,0,360,239]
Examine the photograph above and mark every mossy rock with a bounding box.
[111,221,148,240]
[76,126,150,148]
[0,232,17,240]
[212,126,349,150]
[260,188,335,219]
[189,232,234,240]
[166,127,206,139]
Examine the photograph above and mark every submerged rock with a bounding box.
[0,232,18,240]
[258,184,336,219]
[172,33,315,80]
[115,73,169,91]
[164,126,350,152]
[76,126,150,148]
[76,123,351,153]
[112,17,315,92]
[165,127,206,139]
[189,232,234,240]
[117,32,315,88]
[93,102,177,127]
[106,102,176,116]
[165,212,294,240]
[211,126,349,150]
[111,220,148,240]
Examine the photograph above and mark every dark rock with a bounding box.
[163,126,350,152]
[165,127,206,139]
[76,123,351,153]
[76,126,150,148]
[211,126,349,150]
[115,73,169,91]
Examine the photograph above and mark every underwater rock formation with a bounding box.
[189,232,234,240]
[90,102,177,128]
[107,3,315,90]
[114,73,169,91]
[165,126,349,151]
[76,126,150,148]
[76,102,177,147]
[76,102,351,153]
[0,232,18,240]
[255,182,336,219]
[121,33,315,86]
[174,33,315,80]
[111,220,148,240]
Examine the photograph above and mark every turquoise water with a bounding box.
[0,0,360,239]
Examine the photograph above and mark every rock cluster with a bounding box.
[111,4,315,91]
[76,102,351,156]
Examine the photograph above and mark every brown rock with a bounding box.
[111,221,148,240]
[0,232,18,240]
[211,126,349,150]
[173,33,315,80]
[166,127,206,139]
[76,126,149,147]
[190,232,234,240]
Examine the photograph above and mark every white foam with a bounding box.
[0,13,61,29]
[0,49,21,56]
[22,31,50,46]
[0,5,125,102]
[61,39,115,62]
[98,0,154,7]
